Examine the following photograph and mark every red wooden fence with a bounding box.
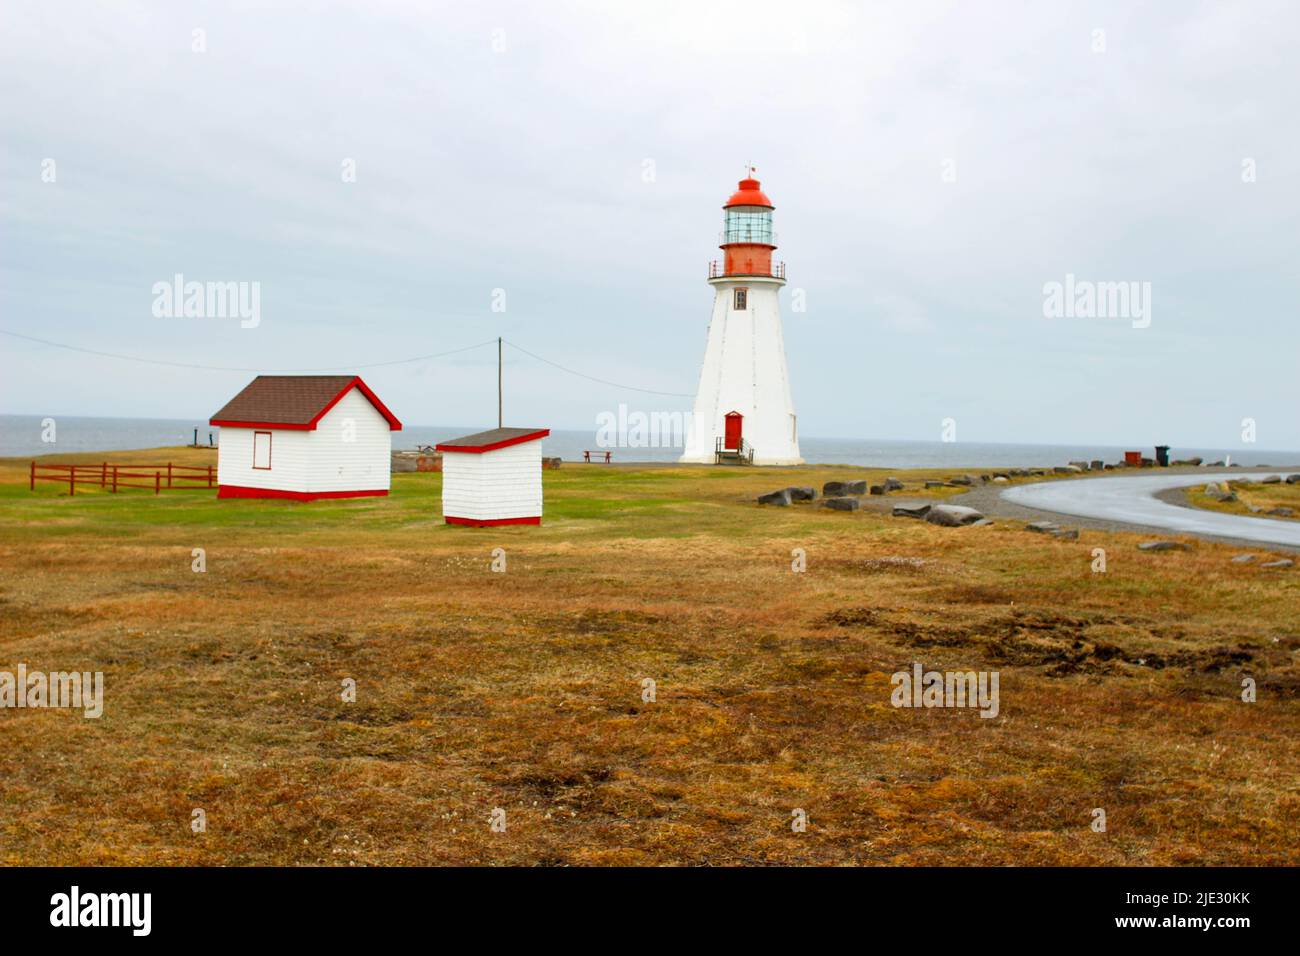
[29,462,216,496]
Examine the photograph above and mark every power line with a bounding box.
[0,326,695,398]
[503,339,693,398]
[0,328,498,373]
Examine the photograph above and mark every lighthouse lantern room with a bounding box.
[681,169,802,465]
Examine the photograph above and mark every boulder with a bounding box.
[869,485,885,496]
[786,486,816,501]
[883,477,905,492]
[1138,541,1189,551]
[892,503,931,519]
[1268,507,1294,517]
[948,475,973,486]
[925,480,946,489]
[823,480,867,496]
[1203,483,1236,502]
[1260,559,1295,569]
[1261,474,1282,484]
[925,504,985,527]
[822,496,860,512]
[1286,474,1300,484]
[1025,521,1060,533]
[1068,460,1090,471]
[1051,529,1080,540]
[1231,554,1257,564]
[991,476,1009,484]
[1090,460,1105,471]
[757,489,792,506]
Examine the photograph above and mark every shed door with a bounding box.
[723,412,743,451]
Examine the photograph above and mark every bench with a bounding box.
[583,450,612,463]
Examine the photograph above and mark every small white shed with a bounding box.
[436,427,550,526]
[209,375,403,500]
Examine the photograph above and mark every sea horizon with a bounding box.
[3,413,1297,470]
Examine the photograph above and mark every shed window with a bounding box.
[733,288,748,310]
[253,431,272,470]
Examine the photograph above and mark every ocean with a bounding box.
[3,414,1297,469]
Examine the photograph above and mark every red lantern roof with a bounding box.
[724,176,773,209]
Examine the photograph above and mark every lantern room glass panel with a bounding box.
[722,209,773,245]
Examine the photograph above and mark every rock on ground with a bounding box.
[822,496,860,512]
[892,503,931,519]
[1138,541,1190,551]
[822,480,866,496]
[925,504,986,527]
[757,489,792,506]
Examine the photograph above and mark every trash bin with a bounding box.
[1155,445,1170,467]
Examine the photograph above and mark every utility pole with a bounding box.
[497,337,503,428]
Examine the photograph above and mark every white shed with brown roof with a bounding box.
[209,375,402,501]
[436,427,550,526]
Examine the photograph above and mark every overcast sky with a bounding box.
[2,0,1297,448]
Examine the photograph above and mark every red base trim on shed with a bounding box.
[444,515,541,527]
[217,485,389,502]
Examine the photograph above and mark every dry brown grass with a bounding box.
[1188,480,1300,522]
[1,447,1297,865]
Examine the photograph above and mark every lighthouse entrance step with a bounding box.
[714,437,755,465]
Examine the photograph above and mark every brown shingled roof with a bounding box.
[436,427,549,453]
[210,375,402,431]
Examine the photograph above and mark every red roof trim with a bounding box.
[209,377,403,431]
[445,515,541,527]
[436,429,551,454]
[210,419,313,430]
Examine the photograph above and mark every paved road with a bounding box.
[1001,472,1300,548]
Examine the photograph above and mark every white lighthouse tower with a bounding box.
[680,169,802,465]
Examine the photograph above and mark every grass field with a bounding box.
[1186,479,1300,523]
[1,447,1297,865]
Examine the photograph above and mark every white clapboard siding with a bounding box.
[442,439,543,521]
[305,387,392,493]
[217,426,313,492]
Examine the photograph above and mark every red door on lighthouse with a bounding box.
[723,411,743,451]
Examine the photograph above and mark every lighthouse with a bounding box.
[680,169,802,465]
